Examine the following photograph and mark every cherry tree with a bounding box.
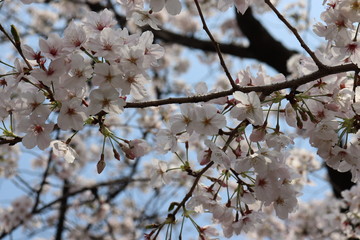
[0,0,359,239]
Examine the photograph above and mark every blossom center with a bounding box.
[73,39,82,47]
[103,43,113,51]
[74,69,84,78]
[96,23,105,31]
[49,48,58,57]
[66,108,76,115]
[0,78,7,88]
[102,98,110,107]
[33,125,44,134]
[275,197,285,206]
[105,74,113,82]
[258,178,267,187]
[202,117,211,126]
[347,43,358,54]
[127,76,135,84]
[127,57,138,65]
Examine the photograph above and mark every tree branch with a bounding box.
[264,0,325,68]
[0,136,22,145]
[125,63,359,108]
[31,150,54,213]
[55,180,69,240]
[169,121,246,222]
[192,0,236,88]
[0,177,149,239]
[152,28,255,59]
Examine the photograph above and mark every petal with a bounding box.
[150,0,165,12]
[165,0,181,15]
[22,133,37,149]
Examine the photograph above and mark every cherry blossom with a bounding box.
[38,33,65,60]
[87,28,123,60]
[63,21,87,52]
[87,87,125,115]
[57,98,88,131]
[1,1,360,240]
[155,128,178,153]
[92,62,123,89]
[18,91,50,117]
[17,115,54,150]
[192,104,226,135]
[63,54,93,89]
[170,103,197,134]
[231,91,264,126]
[131,11,161,30]
[84,8,117,32]
[121,139,151,159]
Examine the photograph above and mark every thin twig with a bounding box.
[0,24,32,70]
[171,121,246,217]
[193,0,237,89]
[14,175,36,193]
[31,150,53,213]
[31,129,60,213]
[354,70,360,103]
[0,177,149,239]
[264,0,325,69]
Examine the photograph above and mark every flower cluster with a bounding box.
[0,8,163,154]
[0,196,33,233]
[0,0,360,240]
[314,0,360,66]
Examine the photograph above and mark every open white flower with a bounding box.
[231,91,264,126]
[57,98,88,131]
[192,104,226,135]
[87,87,125,115]
[17,115,54,150]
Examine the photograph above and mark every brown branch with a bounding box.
[0,24,32,70]
[193,0,236,88]
[55,180,70,240]
[326,165,355,198]
[125,63,359,109]
[171,161,214,217]
[0,136,22,145]
[169,121,246,222]
[30,155,53,210]
[0,177,149,239]
[152,28,255,59]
